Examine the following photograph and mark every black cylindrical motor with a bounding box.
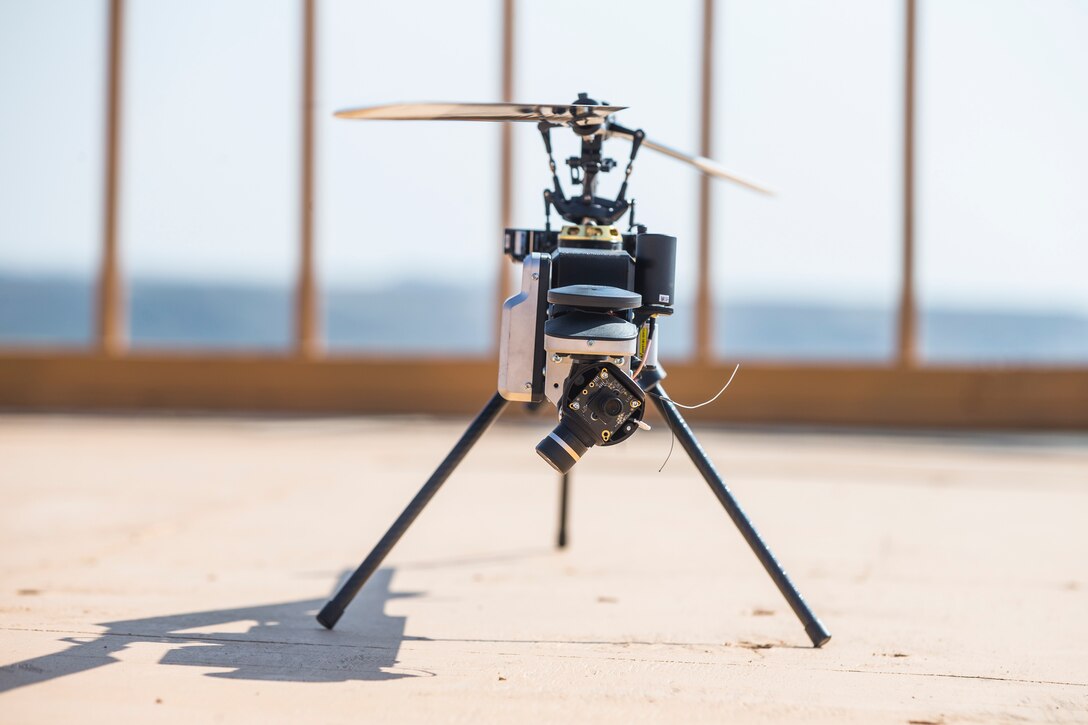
[634,233,677,312]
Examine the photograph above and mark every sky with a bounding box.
[1,0,1086,314]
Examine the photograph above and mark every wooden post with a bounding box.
[694,0,716,363]
[96,0,126,355]
[495,0,516,348]
[897,0,918,367]
[296,0,320,357]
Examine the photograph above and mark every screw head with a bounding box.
[586,339,595,347]
[570,402,581,410]
[551,354,562,363]
[524,382,532,389]
[631,399,641,408]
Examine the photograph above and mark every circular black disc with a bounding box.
[547,284,642,310]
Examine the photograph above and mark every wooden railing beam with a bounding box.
[96,0,126,355]
[295,0,320,357]
[897,0,919,367]
[695,0,716,363]
[494,0,516,349]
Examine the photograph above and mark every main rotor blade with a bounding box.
[606,129,774,195]
[334,102,626,125]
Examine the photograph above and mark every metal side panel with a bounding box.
[498,253,549,401]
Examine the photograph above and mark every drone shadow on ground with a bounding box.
[0,568,427,693]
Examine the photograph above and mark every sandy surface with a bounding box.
[1,412,1086,723]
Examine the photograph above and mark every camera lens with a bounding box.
[592,392,624,418]
[535,423,590,474]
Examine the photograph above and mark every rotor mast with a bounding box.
[540,92,644,228]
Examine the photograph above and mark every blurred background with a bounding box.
[1,0,1086,426]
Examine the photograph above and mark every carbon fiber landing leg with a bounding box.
[647,382,831,648]
[556,472,570,548]
[317,392,509,630]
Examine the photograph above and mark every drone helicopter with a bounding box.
[316,93,831,649]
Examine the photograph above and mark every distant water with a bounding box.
[2,273,1087,363]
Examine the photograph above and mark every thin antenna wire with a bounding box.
[657,432,676,472]
[653,363,739,472]
[648,363,740,409]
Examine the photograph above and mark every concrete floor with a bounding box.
[1,412,1086,723]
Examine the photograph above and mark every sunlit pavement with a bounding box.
[1,414,1086,723]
